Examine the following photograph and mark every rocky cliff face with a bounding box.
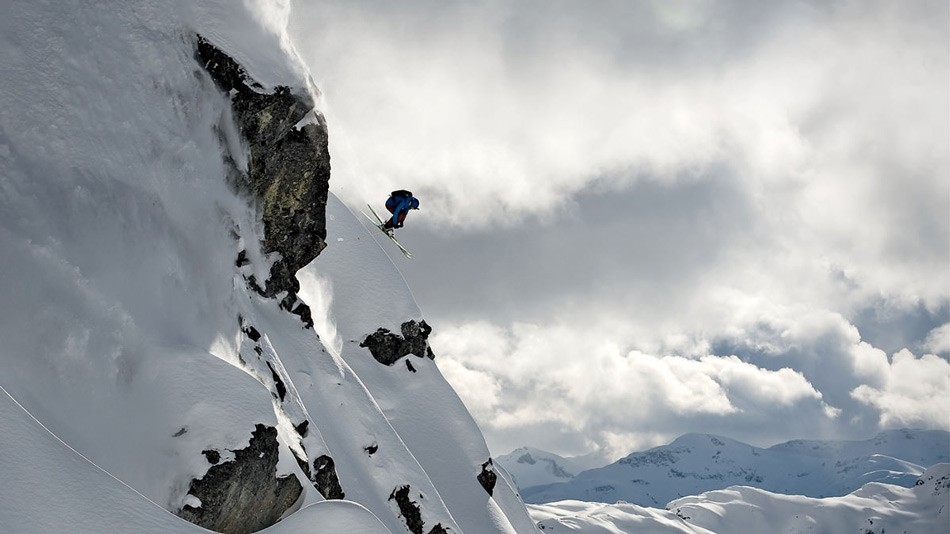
[173,35,335,532]
[195,35,330,324]
[179,425,302,534]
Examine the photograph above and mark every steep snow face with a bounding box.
[529,464,950,534]
[0,1,537,532]
[520,430,949,506]
[0,0,285,511]
[293,194,540,534]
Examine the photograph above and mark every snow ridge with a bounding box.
[516,430,949,506]
[529,463,950,534]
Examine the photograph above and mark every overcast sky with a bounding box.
[289,0,950,460]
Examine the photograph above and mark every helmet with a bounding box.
[410,198,420,210]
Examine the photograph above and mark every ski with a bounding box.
[362,204,413,259]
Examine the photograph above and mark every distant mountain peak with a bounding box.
[514,430,950,507]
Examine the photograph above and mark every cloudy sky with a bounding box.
[289,0,950,460]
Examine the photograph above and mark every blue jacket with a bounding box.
[385,194,419,227]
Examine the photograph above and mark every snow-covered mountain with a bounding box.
[528,463,950,534]
[519,430,949,506]
[0,2,536,533]
[496,447,608,491]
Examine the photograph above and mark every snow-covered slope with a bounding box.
[529,463,950,534]
[521,430,949,506]
[496,447,607,490]
[0,1,536,532]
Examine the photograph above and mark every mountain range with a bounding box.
[500,429,949,506]
[528,463,949,534]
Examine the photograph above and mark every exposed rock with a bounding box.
[478,458,498,496]
[517,452,536,465]
[193,36,261,93]
[290,447,345,500]
[266,361,286,402]
[385,485,447,534]
[279,293,314,329]
[291,303,314,329]
[365,443,379,456]
[178,424,302,534]
[243,325,261,342]
[402,321,435,359]
[294,420,309,437]
[202,449,221,465]
[312,454,345,500]
[173,426,188,437]
[235,249,250,267]
[389,485,425,534]
[360,320,434,366]
[194,34,329,317]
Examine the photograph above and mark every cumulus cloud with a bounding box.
[429,300,948,457]
[432,319,845,458]
[289,0,949,456]
[922,323,950,356]
[851,349,950,428]
[293,0,948,313]
[293,0,946,245]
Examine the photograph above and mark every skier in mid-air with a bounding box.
[381,189,420,232]
[361,190,419,258]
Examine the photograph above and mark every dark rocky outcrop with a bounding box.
[291,447,345,500]
[266,361,287,402]
[387,485,447,534]
[184,33,340,534]
[178,425,302,534]
[312,454,346,500]
[360,320,434,366]
[203,449,221,465]
[195,35,329,322]
[478,458,498,496]
[279,294,314,329]
[235,249,250,267]
[242,324,261,342]
[389,485,424,534]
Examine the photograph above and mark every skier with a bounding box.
[381,189,420,232]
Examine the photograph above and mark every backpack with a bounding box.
[391,189,413,198]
